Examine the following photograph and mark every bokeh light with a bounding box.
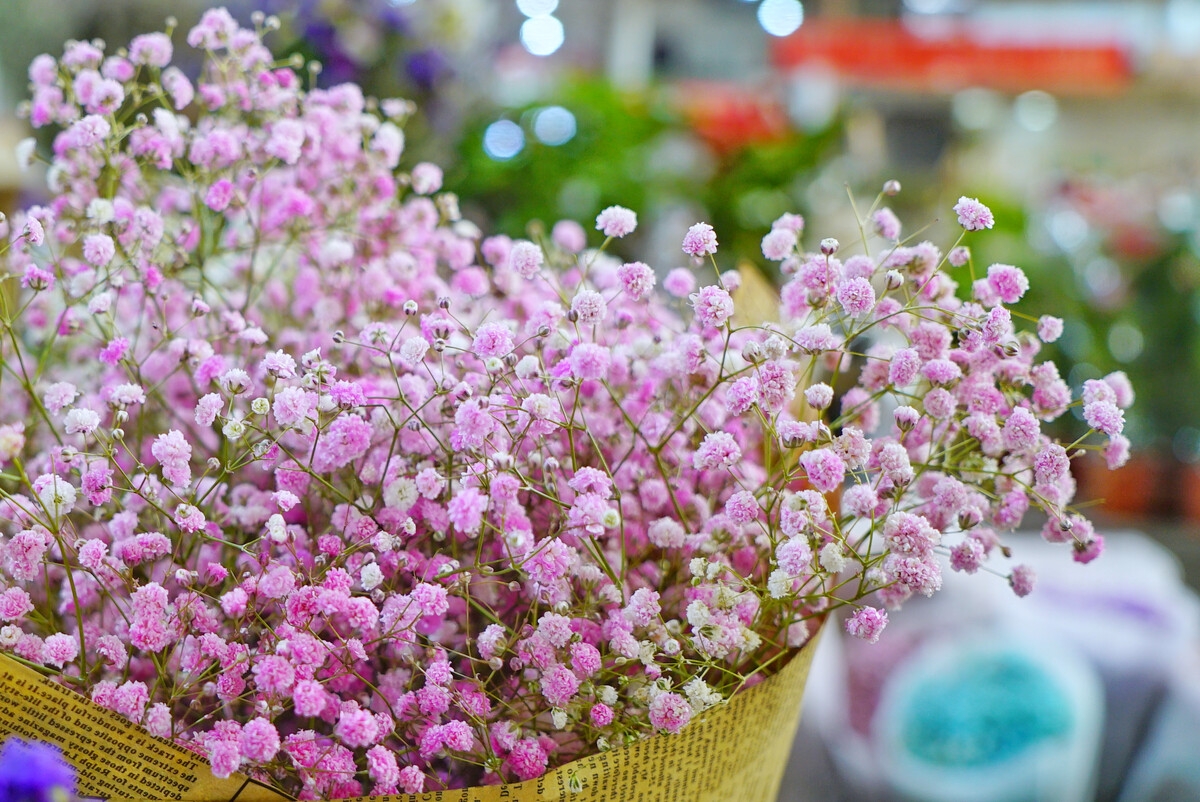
[521,16,565,56]
[516,0,558,16]
[483,120,526,160]
[1014,90,1058,132]
[533,106,577,145]
[757,0,804,37]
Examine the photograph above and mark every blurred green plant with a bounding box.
[449,75,842,262]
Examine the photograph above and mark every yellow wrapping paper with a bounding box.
[0,630,819,802]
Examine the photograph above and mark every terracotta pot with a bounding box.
[1073,453,1167,518]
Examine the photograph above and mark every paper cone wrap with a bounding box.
[0,631,819,802]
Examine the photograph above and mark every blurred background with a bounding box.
[1,0,1199,799]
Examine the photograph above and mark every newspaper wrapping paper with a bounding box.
[0,654,286,802]
[0,629,819,802]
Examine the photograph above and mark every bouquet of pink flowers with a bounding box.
[0,9,1131,799]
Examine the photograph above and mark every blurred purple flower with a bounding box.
[0,739,76,802]
[406,49,449,92]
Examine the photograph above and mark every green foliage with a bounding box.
[448,76,841,263]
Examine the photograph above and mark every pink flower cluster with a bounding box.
[0,12,1127,800]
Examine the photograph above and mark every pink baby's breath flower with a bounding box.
[1038,315,1064,343]
[590,703,614,727]
[367,746,400,792]
[20,265,54,291]
[800,448,846,493]
[690,284,734,328]
[761,228,796,261]
[836,277,876,318]
[617,261,655,300]
[63,408,101,435]
[1074,533,1105,564]
[772,212,805,233]
[950,537,986,574]
[336,705,380,748]
[624,588,661,628]
[1034,443,1070,488]
[873,208,901,240]
[986,263,1029,304]
[0,588,34,622]
[240,718,281,763]
[693,431,741,471]
[888,348,921,387]
[1009,564,1037,597]
[681,222,718,257]
[194,393,223,427]
[1104,371,1135,408]
[1105,434,1131,469]
[82,233,115,267]
[510,240,544,279]
[151,430,192,488]
[1084,400,1125,436]
[205,179,234,211]
[410,162,443,195]
[648,692,692,733]
[552,220,586,253]
[844,607,888,643]
[954,196,995,231]
[663,267,696,298]
[162,67,193,110]
[129,32,173,67]
[569,343,610,381]
[595,205,638,238]
[174,503,206,533]
[472,322,514,358]
[22,217,44,246]
[922,358,962,386]
[399,765,426,794]
[571,290,607,325]
[540,664,580,707]
[948,246,970,267]
[98,337,128,366]
[43,383,78,414]
[775,538,812,576]
[923,387,956,420]
[507,739,548,781]
[292,680,327,717]
[448,488,487,534]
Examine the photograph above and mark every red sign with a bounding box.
[770,18,1132,95]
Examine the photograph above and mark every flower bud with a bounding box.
[437,296,451,309]
[403,300,418,316]
[883,179,901,196]
[820,237,839,255]
[885,269,904,290]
